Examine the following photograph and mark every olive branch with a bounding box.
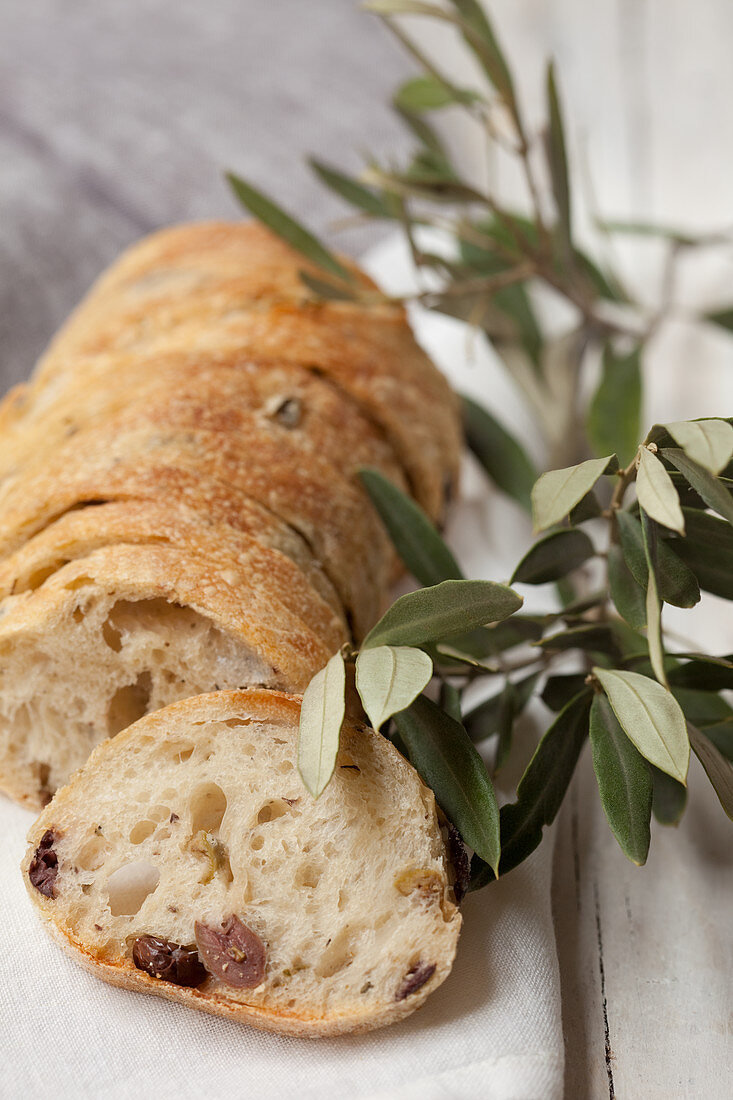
[227,0,733,885]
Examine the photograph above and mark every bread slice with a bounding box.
[0,545,346,808]
[22,689,462,1036]
[0,420,392,639]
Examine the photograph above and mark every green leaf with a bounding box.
[462,396,537,511]
[545,62,572,251]
[704,721,733,762]
[362,579,523,650]
[589,694,652,865]
[668,656,733,692]
[227,173,350,282]
[615,510,700,608]
[636,447,685,533]
[593,667,690,784]
[359,468,462,587]
[355,645,433,731]
[538,623,620,657]
[704,307,733,334]
[308,159,396,218]
[297,652,346,798]
[672,508,733,599]
[532,455,617,532]
[499,691,592,875]
[689,725,733,820]
[640,513,667,687]
[608,544,646,629]
[569,490,603,524]
[394,694,501,872]
[394,74,477,111]
[395,105,447,156]
[662,449,733,526]
[588,345,642,465]
[664,419,733,475]
[464,672,539,743]
[599,218,697,246]
[542,673,589,712]
[511,528,595,585]
[439,681,463,723]
[651,766,687,825]
[671,687,733,728]
[299,270,358,301]
[454,616,545,659]
[447,0,517,114]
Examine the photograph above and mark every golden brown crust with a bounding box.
[25,222,461,519]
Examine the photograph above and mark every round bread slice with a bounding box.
[0,545,346,808]
[22,689,462,1036]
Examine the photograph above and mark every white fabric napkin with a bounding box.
[0,234,565,1100]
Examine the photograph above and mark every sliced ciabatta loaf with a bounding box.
[0,546,347,808]
[22,690,462,1036]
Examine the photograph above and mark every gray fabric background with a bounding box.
[0,0,411,391]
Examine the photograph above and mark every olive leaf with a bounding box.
[615,510,700,608]
[671,687,733,728]
[593,667,690,784]
[462,396,537,512]
[635,447,685,534]
[447,0,517,114]
[226,173,351,282]
[394,694,501,873]
[668,656,733,692]
[359,468,462,587]
[362,579,523,650]
[588,345,642,465]
[499,691,592,876]
[662,448,733,526]
[308,159,396,218]
[651,766,687,826]
[464,671,539,744]
[688,725,733,821]
[545,61,572,253]
[439,681,463,723]
[640,513,667,687]
[297,651,346,798]
[542,673,589,712]
[589,693,652,865]
[298,271,358,301]
[511,528,594,585]
[673,509,733,599]
[532,454,617,533]
[607,543,646,629]
[394,74,478,111]
[664,419,733,475]
[355,645,433,731]
[704,721,733,762]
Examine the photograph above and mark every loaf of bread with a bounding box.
[23,690,463,1035]
[0,222,461,808]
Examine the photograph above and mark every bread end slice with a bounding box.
[22,689,462,1036]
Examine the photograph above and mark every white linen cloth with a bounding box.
[0,234,565,1100]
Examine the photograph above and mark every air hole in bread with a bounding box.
[129,820,156,845]
[106,861,160,916]
[294,862,323,889]
[64,576,95,591]
[256,800,290,824]
[276,760,294,775]
[315,927,355,978]
[250,834,264,851]
[21,562,68,593]
[101,617,122,652]
[189,782,227,833]
[72,606,85,624]
[76,834,110,871]
[107,671,152,736]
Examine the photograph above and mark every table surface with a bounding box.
[1,3,731,1096]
